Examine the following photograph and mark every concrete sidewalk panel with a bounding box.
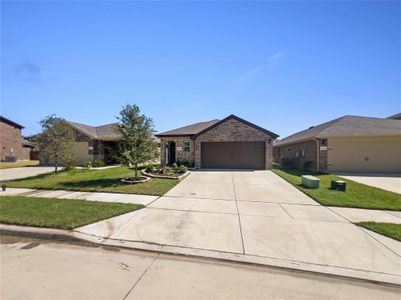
[241,215,401,275]
[110,208,243,253]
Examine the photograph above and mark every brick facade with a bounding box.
[159,118,275,169]
[273,139,328,172]
[0,120,23,161]
[159,136,194,165]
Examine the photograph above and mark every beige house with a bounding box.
[155,115,278,169]
[273,115,401,173]
[66,121,120,165]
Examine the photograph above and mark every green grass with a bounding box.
[0,195,143,229]
[356,222,401,242]
[0,160,39,169]
[6,166,178,196]
[272,169,401,211]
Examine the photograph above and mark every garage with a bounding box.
[327,137,401,173]
[201,141,266,169]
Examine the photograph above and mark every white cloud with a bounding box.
[234,51,285,85]
[234,65,264,85]
[268,51,285,62]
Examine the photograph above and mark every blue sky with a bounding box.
[1,1,400,137]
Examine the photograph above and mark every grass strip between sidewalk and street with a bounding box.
[272,169,401,211]
[356,222,401,242]
[0,195,144,230]
[5,166,178,196]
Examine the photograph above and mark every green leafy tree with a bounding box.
[38,115,75,173]
[116,104,158,179]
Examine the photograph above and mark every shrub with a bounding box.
[86,160,93,168]
[178,165,188,173]
[145,164,155,173]
[63,156,76,170]
[177,159,194,168]
[92,159,105,167]
[162,166,173,175]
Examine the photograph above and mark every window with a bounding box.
[183,142,190,152]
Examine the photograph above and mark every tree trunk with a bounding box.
[55,154,58,174]
[134,163,138,179]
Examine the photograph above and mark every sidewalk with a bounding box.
[0,188,158,206]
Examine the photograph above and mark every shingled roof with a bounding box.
[67,121,119,140]
[155,119,220,137]
[155,114,279,138]
[275,115,401,147]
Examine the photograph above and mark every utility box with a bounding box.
[301,175,320,189]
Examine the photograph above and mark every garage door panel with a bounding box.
[327,138,401,173]
[201,142,265,169]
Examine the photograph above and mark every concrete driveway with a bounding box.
[336,173,401,194]
[77,170,401,284]
[0,166,57,181]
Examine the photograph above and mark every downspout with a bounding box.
[313,138,320,172]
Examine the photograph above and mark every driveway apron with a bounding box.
[77,170,401,280]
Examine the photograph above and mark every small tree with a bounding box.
[38,115,75,174]
[116,104,158,179]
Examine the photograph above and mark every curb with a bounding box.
[1,223,401,288]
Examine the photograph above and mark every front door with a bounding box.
[168,142,176,165]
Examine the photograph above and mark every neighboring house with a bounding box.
[273,115,401,173]
[0,116,30,162]
[155,114,279,170]
[66,121,120,165]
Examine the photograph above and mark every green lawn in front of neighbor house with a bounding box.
[272,169,401,211]
[0,196,143,230]
[356,222,401,242]
[0,160,39,169]
[5,166,178,196]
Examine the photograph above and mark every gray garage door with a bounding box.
[201,142,265,169]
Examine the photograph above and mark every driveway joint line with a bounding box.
[278,203,294,219]
[231,172,246,255]
[122,253,159,300]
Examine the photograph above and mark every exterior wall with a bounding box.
[159,136,194,165]
[0,121,23,161]
[327,136,401,173]
[72,142,93,164]
[273,139,328,172]
[273,140,318,171]
[194,118,274,169]
[22,147,32,160]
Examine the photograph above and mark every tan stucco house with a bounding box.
[273,115,401,173]
[66,121,120,165]
[155,115,279,169]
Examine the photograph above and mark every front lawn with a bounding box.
[0,196,143,229]
[356,222,401,242]
[272,169,401,210]
[6,166,178,196]
[0,160,39,169]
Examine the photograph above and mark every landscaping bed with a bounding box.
[5,166,178,196]
[356,222,401,242]
[142,164,190,181]
[0,196,143,230]
[272,169,401,211]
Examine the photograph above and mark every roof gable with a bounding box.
[0,116,24,129]
[193,114,279,138]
